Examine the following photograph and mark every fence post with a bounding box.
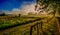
[40,21,43,35]
[30,21,43,35]
[30,26,32,35]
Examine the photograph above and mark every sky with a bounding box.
[0,0,36,11]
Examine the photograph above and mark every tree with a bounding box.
[35,0,60,16]
[2,13,5,16]
[0,13,5,16]
[19,14,21,17]
[35,0,60,35]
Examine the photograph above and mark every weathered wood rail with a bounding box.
[30,17,60,35]
[30,17,54,35]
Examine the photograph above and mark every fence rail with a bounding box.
[30,16,57,35]
[30,21,43,35]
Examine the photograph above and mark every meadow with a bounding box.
[0,16,39,29]
[0,15,60,35]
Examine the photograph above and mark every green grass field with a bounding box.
[0,16,38,29]
[0,15,60,35]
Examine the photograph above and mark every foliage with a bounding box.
[36,0,60,16]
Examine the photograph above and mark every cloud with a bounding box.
[5,8,21,14]
[4,2,36,15]
[20,2,36,15]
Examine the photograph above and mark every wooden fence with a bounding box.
[30,21,43,35]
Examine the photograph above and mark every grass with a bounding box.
[0,16,38,30]
[0,15,59,35]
